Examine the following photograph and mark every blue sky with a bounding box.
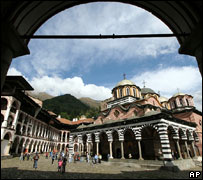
[8,2,202,110]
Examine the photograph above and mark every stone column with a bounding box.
[175,139,183,159]
[120,141,125,159]
[96,142,99,155]
[61,131,63,142]
[30,144,34,153]
[191,141,197,157]
[12,109,20,129]
[65,132,68,143]
[137,140,143,160]
[109,141,113,159]
[185,141,191,158]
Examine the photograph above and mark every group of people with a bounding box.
[86,152,102,164]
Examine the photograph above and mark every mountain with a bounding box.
[26,91,54,101]
[79,97,101,109]
[42,94,90,120]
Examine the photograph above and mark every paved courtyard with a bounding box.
[1,155,202,179]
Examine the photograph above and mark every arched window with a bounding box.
[126,88,130,96]
[18,114,23,122]
[114,91,117,99]
[114,110,120,117]
[16,124,21,135]
[173,100,177,109]
[134,110,137,116]
[186,99,190,106]
[1,98,8,110]
[7,116,14,128]
[133,88,136,97]
[10,101,17,113]
[179,98,184,106]
[1,114,4,126]
[119,89,123,98]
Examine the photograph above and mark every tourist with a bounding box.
[51,154,55,164]
[19,152,23,162]
[98,154,102,163]
[45,152,48,159]
[33,152,39,169]
[50,151,52,158]
[61,156,67,174]
[27,153,30,160]
[58,156,63,172]
[86,152,90,163]
[94,154,98,164]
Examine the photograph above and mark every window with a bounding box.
[126,88,130,96]
[173,100,177,108]
[1,98,7,110]
[179,98,184,106]
[7,116,13,128]
[10,101,17,113]
[119,89,123,98]
[133,88,136,97]
[114,110,120,117]
[114,91,117,99]
[134,110,137,116]
[186,99,190,106]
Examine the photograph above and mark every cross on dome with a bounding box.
[123,73,126,79]
[142,80,146,88]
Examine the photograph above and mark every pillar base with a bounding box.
[139,158,144,160]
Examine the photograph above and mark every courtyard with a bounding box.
[1,155,202,179]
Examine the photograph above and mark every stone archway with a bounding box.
[141,126,161,160]
[123,129,137,159]
[10,136,20,155]
[112,130,121,158]
[1,132,12,156]
[99,131,109,160]
[1,1,202,90]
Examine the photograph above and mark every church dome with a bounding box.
[141,87,156,94]
[159,96,168,103]
[172,92,186,98]
[116,79,135,87]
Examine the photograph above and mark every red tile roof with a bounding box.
[57,117,94,125]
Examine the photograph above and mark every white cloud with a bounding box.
[30,75,112,101]
[7,68,23,76]
[131,66,202,111]
[24,2,178,78]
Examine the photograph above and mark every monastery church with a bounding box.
[1,75,202,167]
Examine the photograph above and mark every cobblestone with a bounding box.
[1,155,202,179]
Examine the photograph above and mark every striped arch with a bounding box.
[193,131,199,142]
[167,125,179,140]
[178,128,187,140]
[186,129,194,141]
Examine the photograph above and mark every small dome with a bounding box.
[141,87,156,94]
[159,96,168,103]
[172,92,185,98]
[116,79,135,87]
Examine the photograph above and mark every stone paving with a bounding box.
[1,155,202,179]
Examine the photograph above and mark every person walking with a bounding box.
[51,154,55,165]
[19,152,23,162]
[61,156,67,174]
[33,152,39,169]
[58,156,63,172]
